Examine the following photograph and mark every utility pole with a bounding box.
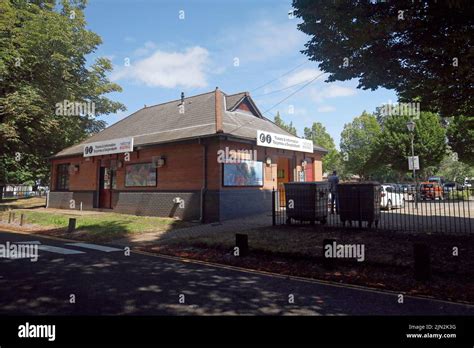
[407,121,417,209]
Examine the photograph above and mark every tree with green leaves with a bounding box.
[293,0,473,118]
[436,150,474,184]
[0,0,125,197]
[304,122,340,175]
[375,111,446,178]
[447,116,474,166]
[273,111,297,136]
[340,112,381,180]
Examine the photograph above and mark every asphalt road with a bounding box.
[0,230,473,315]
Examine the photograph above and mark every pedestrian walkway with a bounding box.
[114,213,273,246]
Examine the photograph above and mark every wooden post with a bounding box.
[20,214,24,226]
[323,238,337,269]
[414,243,431,281]
[8,212,12,223]
[68,218,76,233]
[235,233,248,257]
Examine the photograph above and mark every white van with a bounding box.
[463,177,473,188]
[381,185,405,210]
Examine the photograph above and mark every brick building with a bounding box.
[49,88,327,222]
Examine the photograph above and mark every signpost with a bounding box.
[83,137,134,157]
[408,156,419,170]
[257,130,313,153]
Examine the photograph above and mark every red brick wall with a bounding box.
[50,139,324,192]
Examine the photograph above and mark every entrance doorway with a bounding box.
[99,167,115,209]
[277,157,291,206]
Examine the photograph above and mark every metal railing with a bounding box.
[272,184,473,235]
[1,190,47,199]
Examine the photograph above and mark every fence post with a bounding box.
[272,188,276,226]
[414,243,431,281]
[20,214,24,226]
[235,233,248,257]
[323,238,336,269]
[68,218,76,233]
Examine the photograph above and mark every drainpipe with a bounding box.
[199,139,208,223]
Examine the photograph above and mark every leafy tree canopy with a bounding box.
[304,122,341,174]
[0,0,125,187]
[340,111,381,179]
[447,116,474,166]
[293,0,473,118]
[375,111,447,176]
[274,111,297,136]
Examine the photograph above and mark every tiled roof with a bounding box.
[53,89,327,157]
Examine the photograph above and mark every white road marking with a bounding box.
[37,245,85,255]
[65,242,121,252]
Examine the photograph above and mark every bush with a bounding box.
[447,190,472,200]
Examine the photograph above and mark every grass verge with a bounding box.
[0,209,193,243]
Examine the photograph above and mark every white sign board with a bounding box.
[408,156,419,170]
[83,137,134,157]
[257,130,313,153]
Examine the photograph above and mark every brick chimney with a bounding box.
[215,87,223,133]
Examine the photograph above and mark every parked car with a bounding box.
[399,184,409,193]
[380,184,405,210]
[443,182,463,193]
[385,183,403,193]
[420,182,444,200]
[463,177,473,189]
[428,176,446,186]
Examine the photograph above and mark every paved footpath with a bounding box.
[0,230,473,315]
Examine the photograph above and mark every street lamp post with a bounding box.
[407,120,417,209]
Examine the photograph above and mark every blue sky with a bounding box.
[85,0,397,148]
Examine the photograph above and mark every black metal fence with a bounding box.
[272,183,473,235]
[1,189,47,199]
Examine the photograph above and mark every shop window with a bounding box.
[56,164,70,191]
[125,163,157,187]
[223,161,264,186]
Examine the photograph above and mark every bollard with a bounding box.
[68,218,76,233]
[235,233,249,257]
[12,212,15,223]
[323,238,337,269]
[8,212,12,224]
[20,214,24,226]
[414,243,431,281]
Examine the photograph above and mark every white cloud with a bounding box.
[317,105,336,113]
[133,41,158,57]
[124,36,136,43]
[112,46,210,89]
[310,85,357,102]
[220,20,307,63]
[283,68,322,87]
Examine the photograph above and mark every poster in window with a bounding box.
[223,161,263,186]
[125,163,157,187]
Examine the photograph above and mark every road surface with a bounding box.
[0,230,473,315]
